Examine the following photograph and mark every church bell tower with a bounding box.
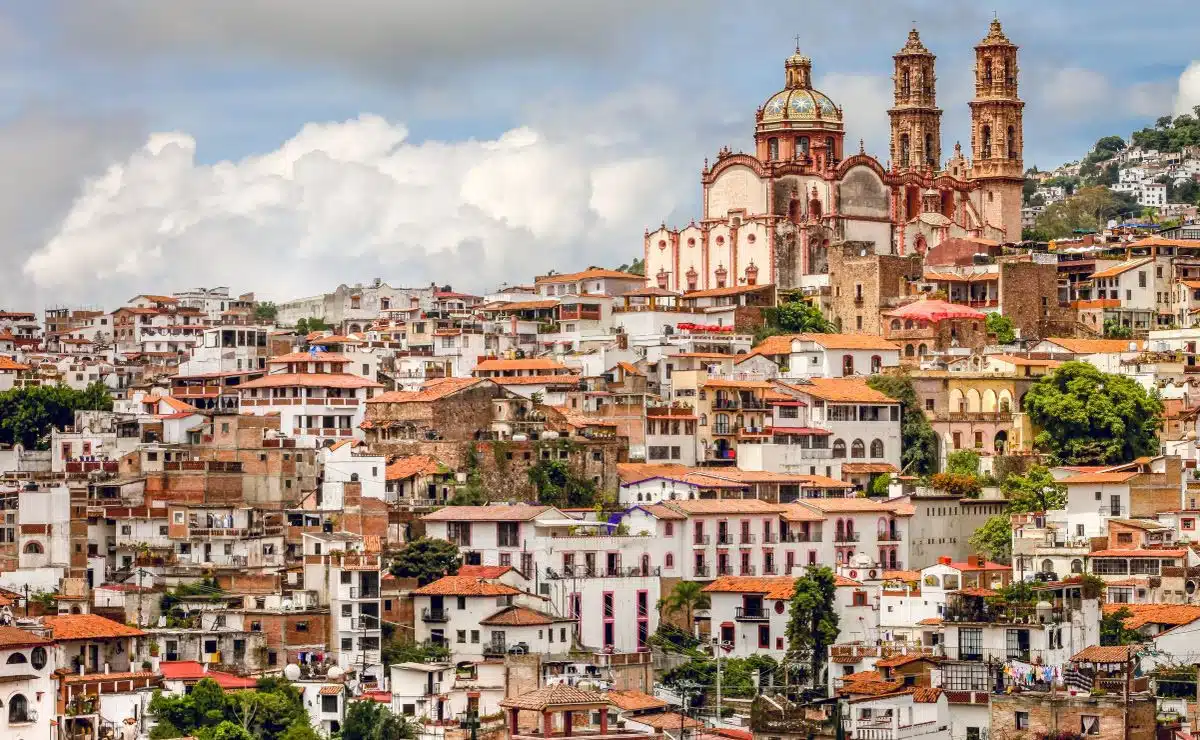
[888,28,941,172]
[968,18,1025,239]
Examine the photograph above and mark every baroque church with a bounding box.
[644,19,1026,293]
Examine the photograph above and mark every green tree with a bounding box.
[869,473,891,497]
[1023,361,1163,465]
[756,301,832,343]
[1100,607,1143,646]
[946,449,981,477]
[1103,319,1133,339]
[1094,135,1127,155]
[660,581,710,630]
[929,473,982,498]
[968,515,1013,564]
[1035,186,1122,238]
[0,382,113,449]
[278,721,323,740]
[985,313,1016,344]
[616,258,646,276]
[1003,465,1067,512]
[527,458,598,508]
[449,445,487,506]
[342,701,419,740]
[253,302,278,323]
[390,537,460,585]
[867,373,938,475]
[206,722,254,740]
[784,567,840,687]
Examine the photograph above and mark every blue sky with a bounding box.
[2,1,1198,307]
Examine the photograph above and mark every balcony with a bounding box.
[763,563,777,575]
[693,565,710,577]
[717,533,733,545]
[834,531,861,543]
[482,640,508,657]
[717,565,733,576]
[762,533,778,544]
[1099,506,1125,518]
[877,531,902,542]
[782,531,822,543]
[738,566,756,576]
[739,534,756,545]
[693,535,710,546]
[735,606,769,622]
[422,608,449,623]
[548,565,661,579]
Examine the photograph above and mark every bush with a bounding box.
[929,472,982,498]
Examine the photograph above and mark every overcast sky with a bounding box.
[3,0,1199,309]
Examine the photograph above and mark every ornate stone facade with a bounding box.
[644,21,1027,295]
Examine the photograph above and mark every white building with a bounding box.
[300,533,384,687]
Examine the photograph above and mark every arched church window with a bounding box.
[797,137,810,157]
[768,137,779,161]
[890,319,901,330]
[901,69,911,98]
[981,126,992,159]
[825,137,835,159]
[1007,126,1016,159]
[925,134,935,166]
[899,134,910,168]
[983,60,993,86]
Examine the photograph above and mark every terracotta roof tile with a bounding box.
[456,565,515,579]
[1060,470,1138,484]
[385,455,446,481]
[605,690,668,712]
[1044,337,1145,354]
[319,685,344,695]
[0,625,51,649]
[475,358,571,373]
[1091,257,1155,280]
[412,576,521,597]
[493,375,580,386]
[633,713,704,730]
[782,377,899,404]
[875,653,939,668]
[535,268,644,284]
[269,351,351,363]
[367,377,487,403]
[840,679,906,696]
[1089,548,1186,558]
[500,684,610,711]
[43,614,146,641]
[1101,604,1200,629]
[702,576,797,600]
[1070,645,1136,663]
[237,373,382,390]
[794,498,912,515]
[668,499,786,515]
[913,687,943,703]
[841,670,882,682]
[751,333,900,356]
[480,606,562,626]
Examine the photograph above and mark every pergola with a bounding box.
[500,685,614,738]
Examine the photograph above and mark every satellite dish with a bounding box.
[327,666,344,681]
[283,664,302,681]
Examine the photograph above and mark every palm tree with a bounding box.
[660,581,710,633]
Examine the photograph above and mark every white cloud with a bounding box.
[1175,61,1200,117]
[1037,67,1175,120]
[22,96,718,303]
[814,73,893,159]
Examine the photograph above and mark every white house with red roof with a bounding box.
[0,624,55,732]
[745,333,902,378]
[420,505,568,575]
[237,351,383,446]
[533,268,646,298]
[158,660,257,695]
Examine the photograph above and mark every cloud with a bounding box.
[1037,67,1174,119]
[22,88,729,305]
[1176,61,1200,117]
[52,0,713,84]
[815,74,893,160]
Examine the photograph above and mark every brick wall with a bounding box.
[990,692,1154,740]
[999,262,1075,340]
[827,245,921,334]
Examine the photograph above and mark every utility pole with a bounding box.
[136,569,144,628]
[22,585,29,617]
[713,637,722,727]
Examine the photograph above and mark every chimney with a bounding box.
[938,556,951,565]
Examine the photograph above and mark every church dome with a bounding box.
[761,88,841,122]
[760,48,841,124]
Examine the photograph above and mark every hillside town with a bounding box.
[4,17,1200,740]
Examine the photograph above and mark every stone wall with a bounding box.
[989,692,1155,740]
[999,262,1075,340]
[827,244,921,335]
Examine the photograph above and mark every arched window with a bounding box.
[1007,126,1017,159]
[825,137,834,157]
[349,473,359,482]
[842,354,855,376]
[899,134,910,168]
[870,355,882,373]
[798,137,810,157]
[665,553,674,569]
[768,137,779,161]
[699,414,707,427]
[5,653,26,664]
[981,125,992,158]
[901,69,911,97]
[832,439,847,458]
[983,60,993,86]
[917,343,928,355]
[641,554,651,576]
[904,319,914,330]
[905,344,915,357]
[851,440,866,459]
[22,542,42,554]
[870,439,885,458]
[925,133,935,166]
[1070,559,1083,574]
[1040,559,1054,574]
[8,694,27,724]
[835,519,846,541]
[890,319,901,330]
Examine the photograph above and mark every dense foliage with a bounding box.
[253,302,278,322]
[945,450,981,477]
[293,317,329,335]
[1033,186,1140,238]
[784,567,840,686]
[0,382,113,449]
[449,445,488,505]
[968,515,1013,564]
[1130,110,1200,155]
[527,458,598,508]
[929,473,982,499]
[662,654,782,701]
[866,374,937,475]
[985,313,1016,344]
[1023,361,1163,465]
[1100,607,1143,646]
[659,581,710,630]
[389,537,460,585]
[615,258,646,276]
[341,700,420,740]
[755,301,832,344]
[381,638,450,668]
[149,677,308,740]
[1003,465,1067,513]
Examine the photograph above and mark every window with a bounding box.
[665,553,674,568]
[1080,716,1099,736]
[8,694,28,723]
[295,621,308,633]
[1015,712,1029,730]
[958,628,982,660]
[471,630,480,643]
[322,695,339,713]
[30,647,46,670]
[457,630,466,643]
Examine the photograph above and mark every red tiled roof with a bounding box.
[367,377,488,403]
[1090,548,1186,558]
[1060,470,1138,484]
[412,576,521,597]
[913,687,943,703]
[605,690,668,712]
[268,351,351,363]
[479,606,561,626]
[953,587,1000,598]
[875,653,939,668]
[319,685,344,695]
[1101,603,1200,629]
[947,559,1010,572]
[493,374,580,386]
[237,373,382,390]
[475,358,570,373]
[783,377,898,404]
[385,455,446,481]
[0,625,51,649]
[702,576,798,600]
[631,713,704,730]
[500,684,609,710]
[1070,645,1136,663]
[457,565,514,579]
[535,268,644,284]
[43,614,146,640]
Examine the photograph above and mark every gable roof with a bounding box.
[0,625,51,649]
[385,455,446,481]
[1060,470,1138,485]
[412,576,521,597]
[367,377,489,403]
[535,268,644,284]
[479,605,566,626]
[42,614,146,640]
[456,565,515,579]
[751,333,900,356]
[1102,603,1200,629]
[1090,257,1154,280]
[1042,337,1145,354]
[605,689,668,712]
[784,377,898,404]
[475,358,571,373]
